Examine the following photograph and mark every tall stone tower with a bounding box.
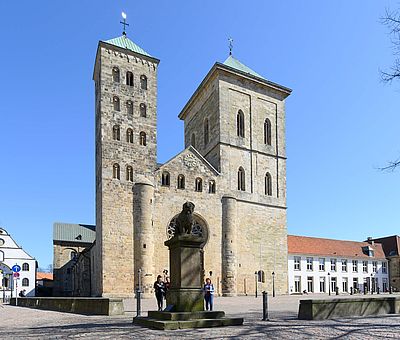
[93,32,159,297]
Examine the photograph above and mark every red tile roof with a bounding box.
[36,272,53,280]
[288,235,386,259]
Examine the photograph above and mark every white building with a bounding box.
[0,227,36,301]
[288,235,389,295]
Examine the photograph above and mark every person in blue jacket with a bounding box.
[203,277,215,311]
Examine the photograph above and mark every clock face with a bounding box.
[0,239,4,246]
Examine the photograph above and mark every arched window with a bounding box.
[238,167,245,191]
[112,67,120,83]
[126,71,134,86]
[140,75,147,90]
[265,172,272,196]
[195,178,203,192]
[113,96,120,111]
[139,132,147,146]
[22,278,29,287]
[191,133,196,148]
[161,171,170,186]
[113,163,120,179]
[70,251,77,260]
[264,118,272,145]
[209,180,216,194]
[22,263,29,271]
[113,125,120,141]
[237,110,245,137]
[126,128,133,143]
[126,101,133,115]
[140,103,147,117]
[126,166,133,182]
[258,270,265,283]
[204,118,209,146]
[177,174,185,189]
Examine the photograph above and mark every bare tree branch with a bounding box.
[378,158,400,172]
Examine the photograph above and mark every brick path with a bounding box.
[1,295,400,339]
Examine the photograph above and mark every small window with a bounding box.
[238,167,245,191]
[342,259,348,272]
[0,250,3,262]
[319,258,325,271]
[140,103,147,117]
[294,256,301,270]
[195,178,203,192]
[306,257,313,271]
[113,125,120,141]
[126,71,134,86]
[140,75,147,90]
[113,96,120,111]
[22,278,29,287]
[22,263,29,271]
[264,118,272,145]
[363,261,368,273]
[126,128,133,143]
[177,175,185,189]
[237,110,245,137]
[126,101,133,115]
[209,180,216,194]
[257,270,265,283]
[161,171,170,186]
[126,166,133,182]
[139,132,147,146]
[331,258,337,272]
[70,251,77,260]
[112,67,120,83]
[113,163,120,179]
[265,172,272,196]
[191,133,196,148]
[204,118,209,146]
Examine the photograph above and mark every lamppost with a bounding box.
[328,273,331,296]
[272,271,275,297]
[371,273,373,295]
[254,271,258,298]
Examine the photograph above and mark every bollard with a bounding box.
[377,286,380,295]
[136,289,142,317]
[335,287,339,295]
[350,287,353,295]
[262,291,269,321]
[389,285,392,294]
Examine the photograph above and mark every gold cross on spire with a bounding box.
[120,12,130,36]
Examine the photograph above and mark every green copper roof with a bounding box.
[53,222,96,244]
[223,55,266,80]
[104,35,153,58]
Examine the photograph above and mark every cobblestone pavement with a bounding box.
[1,295,400,339]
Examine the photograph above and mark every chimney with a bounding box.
[367,237,374,245]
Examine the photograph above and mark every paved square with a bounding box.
[1,295,400,339]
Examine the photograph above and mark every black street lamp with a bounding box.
[371,273,373,294]
[328,273,331,296]
[272,271,275,297]
[255,271,258,298]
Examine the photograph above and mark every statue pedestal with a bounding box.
[164,234,204,312]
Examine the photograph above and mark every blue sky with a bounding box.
[0,1,399,268]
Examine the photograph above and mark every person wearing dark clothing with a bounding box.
[154,275,165,311]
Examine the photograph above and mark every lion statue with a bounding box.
[174,201,195,236]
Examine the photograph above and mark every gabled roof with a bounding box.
[223,55,265,80]
[53,223,95,244]
[288,235,386,259]
[157,145,220,176]
[37,272,53,281]
[104,35,153,58]
[370,236,400,257]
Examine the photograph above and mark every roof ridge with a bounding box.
[104,35,153,58]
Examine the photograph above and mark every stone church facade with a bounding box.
[88,32,292,298]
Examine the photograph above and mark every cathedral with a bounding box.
[54,29,292,298]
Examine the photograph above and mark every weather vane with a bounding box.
[228,37,233,56]
[120,12,129,36]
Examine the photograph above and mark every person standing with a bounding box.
[203,278,215,311]
[153,275,165,311]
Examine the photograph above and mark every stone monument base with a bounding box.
[133,310,244,330]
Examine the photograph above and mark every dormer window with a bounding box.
[362,246,374,257]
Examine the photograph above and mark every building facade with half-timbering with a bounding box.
[59,31,292,298]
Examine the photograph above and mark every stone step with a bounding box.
[134,317,244,330]
[148,310,225,320]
